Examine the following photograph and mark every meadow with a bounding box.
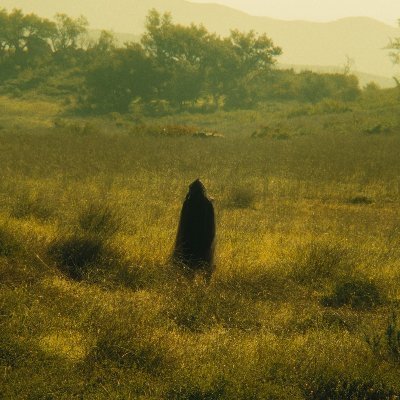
[1,90,400,399]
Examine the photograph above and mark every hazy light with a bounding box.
[190,0,400,26]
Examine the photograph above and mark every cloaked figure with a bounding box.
[172,179,215,280]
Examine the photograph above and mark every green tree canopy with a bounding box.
[388,19,400,86]
[52,13,88,52]
[141,9,282,108]
[0,9,56,65]
[84,43,157,113]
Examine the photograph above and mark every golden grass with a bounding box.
[1,95,400,398]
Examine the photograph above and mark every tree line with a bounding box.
[2,8,391,114]
[0,9,88,69]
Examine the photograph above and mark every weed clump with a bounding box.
[226,186,257,209]
[167,281,262,332]
[48,234,104,280]
[55,121,99,136]
[11,191,53,220]
[364,123,390,135]
[301,375,397,400]
[322,276,384,310]
[364,312,400,362]
[78,202,122,238]
[251,125,291,140]
[290,241,355,286]
[49,202,124,280]
[348,196,373,205]
[87,332,169,374]
[385,313,400,361]
[85,314,175,375]
[0,225,20,257]
[130,124,197,137]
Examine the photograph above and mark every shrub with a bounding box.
[0,225,20,257]
[251,125,291,140]
[290,241,355,285]
[67,122,99,136]
[218,268,290,302]
[144,100,176,116]
[167,281,262,332]
[226,186,257,209]
[364,124,390,135]
[167,380,227,400]
[78,202,122,238]
[322,276,384,310]
[11,190,53,220]
[385,312,400,361]
[88,333,169,373]
[85,317,174,375]
[301,375,397,400]
[313,99,352,114]
[55,121,99,136]
[158,125,198,137]
[347,196,373,205]
[287,105,312,118]
[364,312,400,362]
[48,234,104,280]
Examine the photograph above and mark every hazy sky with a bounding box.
[191,0,400,25]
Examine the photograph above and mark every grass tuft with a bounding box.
[0,224,20,257]
[225,185,257,209]
[322,276,384,309]
[290,240,355,286]
[78,202,122,238]
[11,190,53,220]
[48,234,105,280]
[348,196,373,205]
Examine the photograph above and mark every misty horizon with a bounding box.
[1,0,398,83]
[189,0,400,26]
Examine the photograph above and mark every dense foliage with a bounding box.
[0,8,363,114]
[388,19,400,87]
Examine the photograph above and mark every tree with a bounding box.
[141,9,211,106]
[84,44,157,113]
[0,9,8,60]
[388,19,400,86]
[141,10,282,109]
[202,35,238,107]
[220,30,282,108]
[23,14,56,64]
[90,31,116,55]
[0,9,56,66]
[52,13,88,52]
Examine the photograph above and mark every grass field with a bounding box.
[1,92,400,399]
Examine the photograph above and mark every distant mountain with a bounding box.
[1,0,399,83]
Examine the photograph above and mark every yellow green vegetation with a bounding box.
[1,93,400,399]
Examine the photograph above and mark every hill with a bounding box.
[1,0,399,82]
